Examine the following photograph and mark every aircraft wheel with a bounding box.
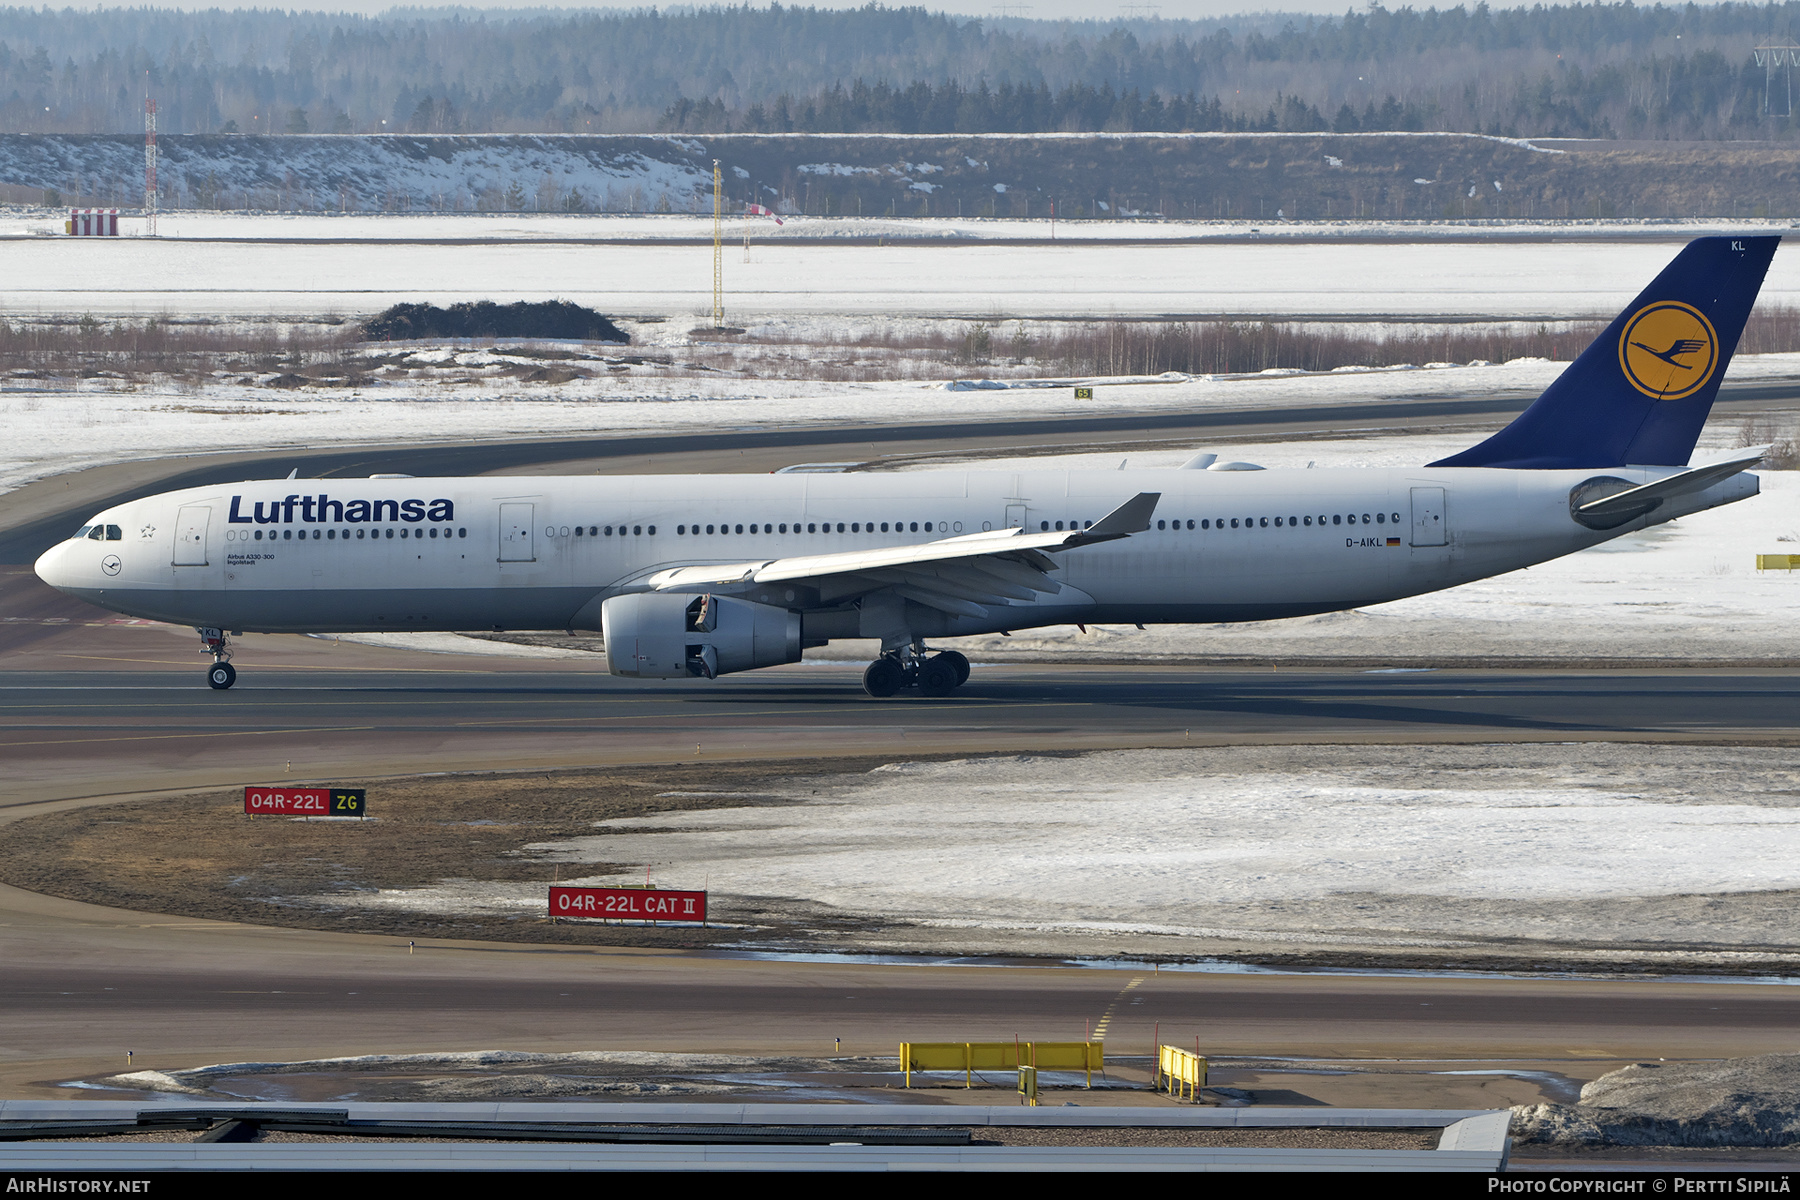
[917,655,961,697]
[207,662,237,690]
[862,657,905,698]
[938,650,971,687]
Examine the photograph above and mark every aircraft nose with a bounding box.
[34,540,76,592]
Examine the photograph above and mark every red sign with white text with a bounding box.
[550,886,707,923]
[244,787,366,816]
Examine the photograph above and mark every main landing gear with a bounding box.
[862,644,971,698]
[198,627,237,690]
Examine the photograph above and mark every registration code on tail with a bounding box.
[550,885,707,922]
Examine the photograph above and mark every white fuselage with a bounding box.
[34,463,1757,641]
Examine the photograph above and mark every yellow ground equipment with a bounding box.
[1158,1044,1208,1101]
[900,1041,1103,1088]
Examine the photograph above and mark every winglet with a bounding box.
[1074,492,1160,542]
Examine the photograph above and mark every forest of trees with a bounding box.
[0,3,1796,140]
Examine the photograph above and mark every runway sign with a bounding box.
[244,787,366,816]
[1074,386,1094,399]
[550,885,706,923]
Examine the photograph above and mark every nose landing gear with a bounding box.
[198,627,237,690]
[862,643,971,698]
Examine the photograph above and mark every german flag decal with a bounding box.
[1387,537,1402,546]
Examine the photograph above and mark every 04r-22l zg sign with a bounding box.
[549,885,707,923]
[243,787,366,816]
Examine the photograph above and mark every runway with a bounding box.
[5,598,1799,805]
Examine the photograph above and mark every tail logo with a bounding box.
[1618,301,1719,401]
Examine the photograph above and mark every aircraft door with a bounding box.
[498,503,535,561]
[1005,504,1028,529]
[173,505,210,565]
[1410,487,1447,547]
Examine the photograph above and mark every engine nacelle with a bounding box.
[601,592,802,679]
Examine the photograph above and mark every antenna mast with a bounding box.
[143,86,158,237]
[711,158,724,329]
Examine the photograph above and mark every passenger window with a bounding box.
[1259,518,1268,527]
[1156,519,1166,530]
[635,526,644,536]
[1333,515,1342,525]
[1201,520,1210,530]
[924,522,933,532]
[808,523,817,533]
[1230,519,1239,529]
[1392,513,1401,523]
[1274,517,1282,527]
[1304,516,1313,526]
[1363,514,1372,524]
[1376,513,1385,524]
[647,526,655,535]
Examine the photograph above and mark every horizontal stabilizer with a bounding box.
[1577,446,1768,519]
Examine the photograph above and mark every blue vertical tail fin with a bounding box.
[1430,236,1779,470]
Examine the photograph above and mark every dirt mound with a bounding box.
[361,300,627,344]
[1513,1055,1800,1146]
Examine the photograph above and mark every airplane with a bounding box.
[34,235,1780,698]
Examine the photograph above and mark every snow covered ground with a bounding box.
[3,215,1797,319]
[311,744,1800,968]
[5,352,1798,498]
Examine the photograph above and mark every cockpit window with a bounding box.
[105,525,122,541]
[74,525,92,540]
[86,526,105,540]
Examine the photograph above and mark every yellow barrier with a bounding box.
[899,1041,1103,1088]
[1158,1044,1208,1101]
[1757,554,1800,571]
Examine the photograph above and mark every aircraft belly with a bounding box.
[72,586,596,634]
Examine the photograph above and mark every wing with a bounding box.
[645,492,1160,617]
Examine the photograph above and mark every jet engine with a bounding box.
[601,592,802,679]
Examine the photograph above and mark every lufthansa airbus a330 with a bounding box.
[35,235,1780,697]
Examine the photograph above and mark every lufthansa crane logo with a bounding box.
[1618,301,1718,401]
